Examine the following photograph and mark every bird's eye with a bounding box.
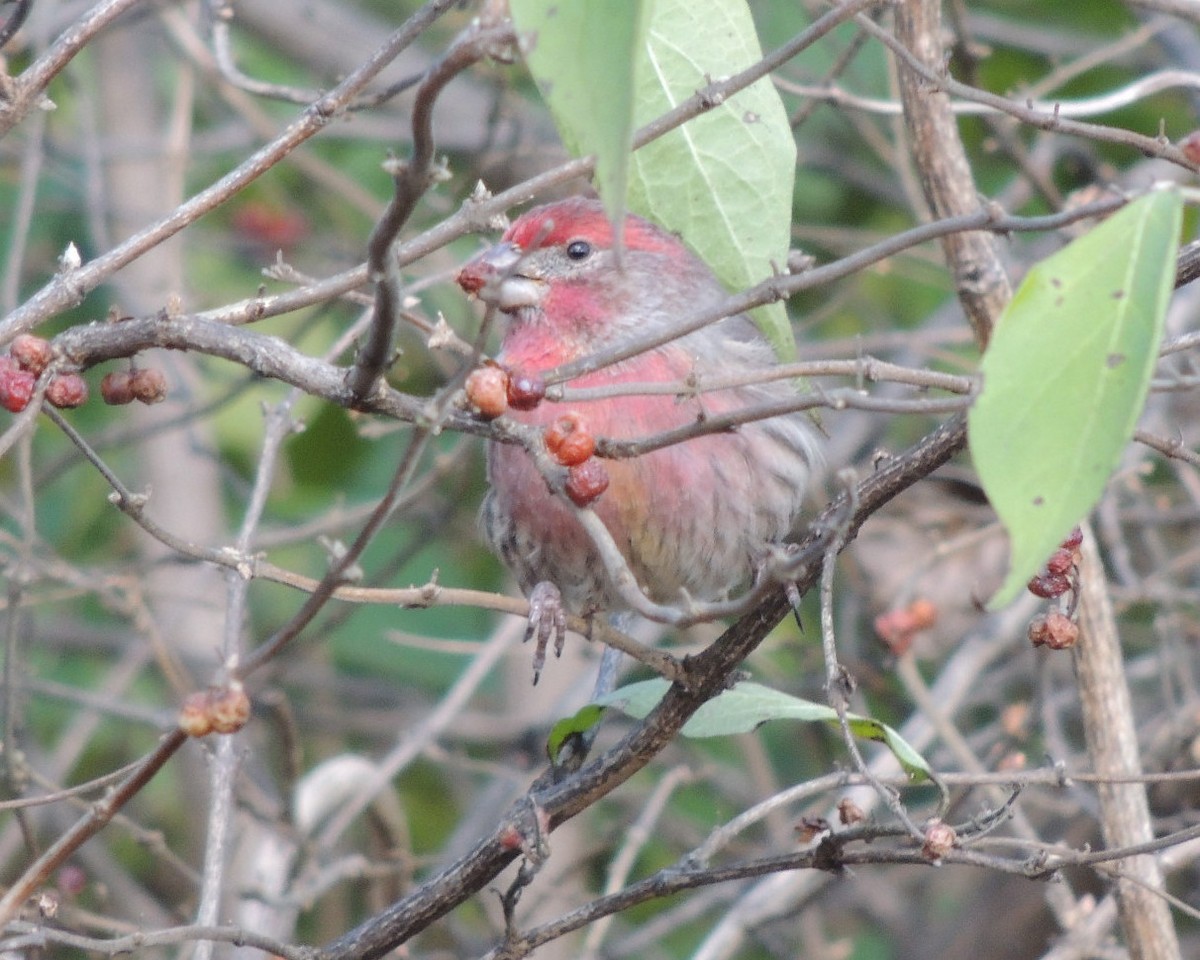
[565,240,592,261]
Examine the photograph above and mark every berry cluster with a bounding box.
[464,363,610,507]
[1027,526,1082,599]
[1026,527,1083,650]
[0,335,88,412]
[463,363,545,419]
[0,334,170,414]
[100,367,168,405]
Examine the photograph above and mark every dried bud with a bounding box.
[178,692,214,737]
[209,683,251,734]
[837,797,865,826]
[794,816,830,842]
[35,890,59,919]
[921,819,957,862]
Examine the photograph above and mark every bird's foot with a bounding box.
[525,581,567,685]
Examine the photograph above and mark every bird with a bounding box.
[457,197,819,682]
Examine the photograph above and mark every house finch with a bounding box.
[458,198,819,678]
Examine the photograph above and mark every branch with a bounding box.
[1073,528,1182,958]
[892,0,1011,347]
[348,17,516,397]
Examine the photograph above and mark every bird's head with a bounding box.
[457,198,701,347]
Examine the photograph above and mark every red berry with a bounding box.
[556,430,596,467]
[544,413,596,466]
[10,334,53,375]
[1042,612,1079,650]
[0,361,36,413]
[130,368,167,405]
[1027,572,1070,599]
[1045,549,1074,577]
[100,370,135,405]
[565,459,609,507]
[465,366,509,419]
[1062,527,1083,550]
[45,373,88,409]
[506,371,546,411]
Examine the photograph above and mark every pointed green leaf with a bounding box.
[513,0,797,359]
[510,0,650,231]
[596,679,932,780]
[970,188,1182,608]
[629,0,797,358]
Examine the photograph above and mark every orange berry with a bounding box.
[544,413,595,466]
[465,366,509,419]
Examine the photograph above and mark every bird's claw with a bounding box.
[525,581,567,684]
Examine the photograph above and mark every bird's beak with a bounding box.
[456,241,545,312]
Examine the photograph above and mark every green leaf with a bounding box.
[510,0,651,232]
[969,188,1182,608]
[629,0,797,359]
[595,679,932,781]
[546,704,606,764]
[512,0,797,359]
